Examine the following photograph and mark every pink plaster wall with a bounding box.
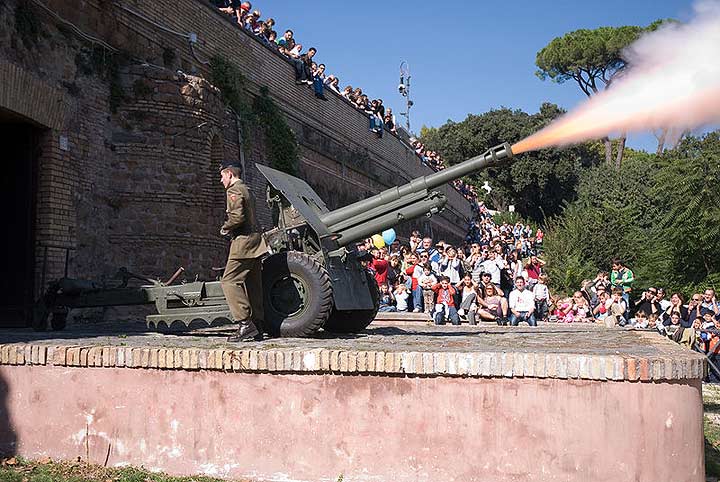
[0,366,704,481]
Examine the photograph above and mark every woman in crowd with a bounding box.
[661,292,689,326]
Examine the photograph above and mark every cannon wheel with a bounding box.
[262,251,333,338]
[323,271,379,334]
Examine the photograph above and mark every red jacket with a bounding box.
[405,264,419,290]
[432,283,457,307]
[372,258,389,286]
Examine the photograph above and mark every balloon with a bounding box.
[371,234,386,249]
[382,228,396,245]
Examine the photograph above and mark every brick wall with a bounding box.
[0,0,472,310]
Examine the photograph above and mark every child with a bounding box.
[626,310,649,329]
[377,283,397,312]
[533,274,550,322]
[393,283,410,312]
[431,276,460,325]
[571,291,591,323]
[604,288,628,327]
[417,263,438,314]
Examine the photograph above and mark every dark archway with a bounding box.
[0,109,43,327]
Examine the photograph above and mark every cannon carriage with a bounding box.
[35,143,514,337]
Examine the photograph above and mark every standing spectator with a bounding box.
[438,246,464,285]
[479,251,502,290]
[369,248,388,287]
[533,274,550,322]
[508,277,537,327]
[610,259,635,312]
[524,255,545,288]
[404,254,424,312]
[418,264,438,315]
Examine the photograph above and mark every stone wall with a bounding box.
[0,0,472,309]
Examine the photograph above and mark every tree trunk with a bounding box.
[656,128,667,156]
[603,137,613,164]
[615,134,626,169]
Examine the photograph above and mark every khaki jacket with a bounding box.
[222,180,268,259]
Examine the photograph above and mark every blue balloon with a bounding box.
[382,228,397,245]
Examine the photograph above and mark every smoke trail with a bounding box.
[513,1,720,154]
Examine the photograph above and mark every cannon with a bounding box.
[35,143,514,337]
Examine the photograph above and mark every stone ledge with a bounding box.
[0,343,704,381]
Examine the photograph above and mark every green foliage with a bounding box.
[74,46,128,113]
[544,132,720,296]
[0,457,225,482]
[419,103,602,221]
[14,0,41,46]
[209,55,251,117]
[252,86,300,175]
[209,55,304,175]
[535,25,646,94]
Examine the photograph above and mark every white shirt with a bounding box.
[480,259,501,284]
[395,291,409,311]
[533,283,549,301]
[509,288,535,313]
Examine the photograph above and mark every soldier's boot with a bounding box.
[228,321,263,342]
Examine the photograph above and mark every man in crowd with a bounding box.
[610,258,635,312]
[635,287,661,318]
[509,277,536,327]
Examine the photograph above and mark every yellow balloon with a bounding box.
[372,234,386,249]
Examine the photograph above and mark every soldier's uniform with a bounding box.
[220,173,268,333]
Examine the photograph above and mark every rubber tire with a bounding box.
[323,271,379,334]
[262,251,333,338]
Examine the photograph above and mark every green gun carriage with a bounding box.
[35,143,514,337]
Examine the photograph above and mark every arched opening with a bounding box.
[0,108,43,327]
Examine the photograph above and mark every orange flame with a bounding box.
[513,4,720,154]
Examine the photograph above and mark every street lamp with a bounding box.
[398,60,414,132]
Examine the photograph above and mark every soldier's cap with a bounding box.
[219,161,242,172]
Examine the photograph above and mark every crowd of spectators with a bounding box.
[211,1,398,135]
[409,138,480,205]
[560,259,720,380]
[361,207,545,327]
[211,0,483,205]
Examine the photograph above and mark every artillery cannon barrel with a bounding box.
[319,142,513,228]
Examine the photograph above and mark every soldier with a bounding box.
[219,162,268,342]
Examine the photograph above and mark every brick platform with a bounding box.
[0,321,705,381]
[0,321,706,481]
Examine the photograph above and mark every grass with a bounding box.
[705,384,720,480]
[0,457,245,482]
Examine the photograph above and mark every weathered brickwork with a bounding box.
[0,342,705,381]
[0,0,470,309]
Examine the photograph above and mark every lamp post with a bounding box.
[398,60,414,132]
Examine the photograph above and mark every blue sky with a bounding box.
[265,0,698,151]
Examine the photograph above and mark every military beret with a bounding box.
[220,161,242,171]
